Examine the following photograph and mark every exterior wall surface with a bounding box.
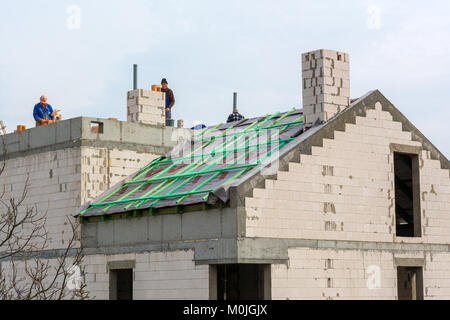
[0,117,181,251]
[424,252,450,298]
[0,147,82,250]
[84,250,209,300]
[0,146,159,251]
[271,248,450,300]
[245,100,450,299]
[245,101,450,244]
[271,248,396,300]
[81,146,159,203]
[0,117,195,300]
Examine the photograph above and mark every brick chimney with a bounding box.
[302,49,350,127]
[127,89,165,127]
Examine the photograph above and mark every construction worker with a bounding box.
[227,109,245,123]
[161,78,175,120]
[33,95,54,126]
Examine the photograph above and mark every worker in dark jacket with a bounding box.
[33,95,54,126]
[161,78,175,120]
[227,109,244,123]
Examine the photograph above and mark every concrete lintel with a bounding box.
[107,260,136,270]
[394,257,425,267]
[195,258,287,266]
[390,143,422,155]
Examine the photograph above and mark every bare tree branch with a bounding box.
[0,136,91,300]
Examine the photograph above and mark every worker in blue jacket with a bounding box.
[33,95,54,126]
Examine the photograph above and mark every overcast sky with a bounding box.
[0,0,449,156]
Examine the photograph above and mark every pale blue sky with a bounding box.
[0,0,449,156]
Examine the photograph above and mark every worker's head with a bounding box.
[161,78,168,90]
[234,109,239,114]
[40,95,47,106]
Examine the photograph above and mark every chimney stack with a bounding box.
[302,49,350,127]
[126,64,166,127]
[233,92,237,112]
[127,89,165,127]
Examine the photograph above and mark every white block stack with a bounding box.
[127,89,165,126]
[302,49,350,127]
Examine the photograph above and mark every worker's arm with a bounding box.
[48,105,54,120]
[167,89,175,110]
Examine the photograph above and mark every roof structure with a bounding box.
[76,90,450,221]
[78,109,304,217]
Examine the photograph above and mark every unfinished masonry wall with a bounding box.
[271,248,450,300]
[127,89,165,126]
[245,100,450,299]
[0,147,82,250]
[302,49,350,126]
[0,117,185,251]
[0,254,82,299]
[272,248,396,299]
[245,102,450,244]
[84,249,209,300]
[0,146,159,251]
[81,147,159,204]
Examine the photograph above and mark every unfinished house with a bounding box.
[2,49,450,300]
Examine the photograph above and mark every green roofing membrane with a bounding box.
[79,109,304,217]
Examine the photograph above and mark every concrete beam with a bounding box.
[4,236,449,265]
[0,117,192,161]
[80,207,238,248]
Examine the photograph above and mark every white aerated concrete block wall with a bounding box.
[108,148,159,186]
[0,256,82,300]
[127,89,165,126]
[0,146,160,251]
[272,248,396,300]
[0,148,82,250]
[84,250,209,300]
[302,49,350,126]
[424,252,450,299]
[245,101,450,244]
[81,147,159,203]
[271,248,450,300]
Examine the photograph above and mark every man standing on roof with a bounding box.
[33,95,54,126]
[227,109,244,123]
[161,78,175,120]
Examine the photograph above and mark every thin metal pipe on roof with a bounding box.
[133,64,138,90]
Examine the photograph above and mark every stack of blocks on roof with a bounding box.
[127,89,166,126]
[302,49,350,126]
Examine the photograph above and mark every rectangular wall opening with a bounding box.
[394,152,421,237]
[216,264,270,300]
[109,268,133,300]
[397,267,423,300]
[90,121,104,134]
